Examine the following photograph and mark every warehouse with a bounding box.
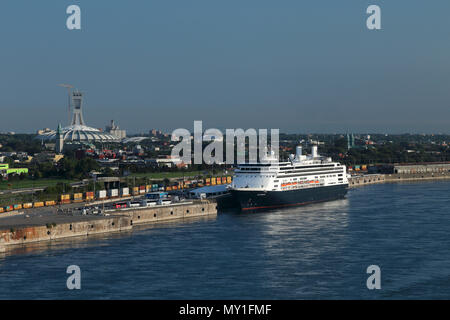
[393,163,450,174]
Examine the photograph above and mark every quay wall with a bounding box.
[349,172,450,187]
[0,201,217,248]
[348,174,386,188]
[114,200,217,225]
[0,216,132,247]
[384,172,450,182]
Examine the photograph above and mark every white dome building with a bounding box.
[37,91,120,143]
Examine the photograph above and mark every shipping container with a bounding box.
[73,193,83,202]
[97,190,107,199]
[60,194,71,204]
[13,204,23,210]
[108,189,119,198]
[33,201,44,208]
[85,191,94,200]
[23,203,33,209]
[45,201,56,206]
[0,207,4,213]
[121,187,130,196]
[5,205,13,212]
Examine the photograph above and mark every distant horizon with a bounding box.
[2,127,450,136]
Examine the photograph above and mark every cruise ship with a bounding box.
[229,145,348,211]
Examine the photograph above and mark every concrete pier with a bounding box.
[0,215,132,247]
[384,172,450,182]
[110,200,218,225]
[0,200,217,249]
[348,174,386,188]
[349,172,450,188]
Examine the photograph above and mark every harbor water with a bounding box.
[1,181,450,299]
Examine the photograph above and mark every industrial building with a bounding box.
[105,120,126,140]
[393,163,450,174]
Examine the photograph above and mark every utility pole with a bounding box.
[93,176,96,204]
[133,176,136,200]
[31,173,34,204]
[58,84,73,125]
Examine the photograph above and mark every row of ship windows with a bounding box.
[279,173,342,183]
[279,164,336,170]
[239,165,342,172]
[279,168,344,174]
[274,174,345,187]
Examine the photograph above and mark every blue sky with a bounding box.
[1,1,450,134]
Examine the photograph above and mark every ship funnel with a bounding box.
[311,145,318,158]
[295,146,302,157]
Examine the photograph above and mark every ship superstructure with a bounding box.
[230,146,348,211]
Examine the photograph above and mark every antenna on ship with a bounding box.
[58,83,74,125]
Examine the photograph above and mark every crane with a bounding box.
[58,84,73,125]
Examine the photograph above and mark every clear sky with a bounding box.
[1,0,449,134]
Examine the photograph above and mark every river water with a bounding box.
[1,181,450,299]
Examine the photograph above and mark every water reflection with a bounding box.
[256,199,350,296]
[260,199,350,251]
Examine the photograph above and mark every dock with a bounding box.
[0,200,217,250]
[348,171,450,187]
[348,174,386,187]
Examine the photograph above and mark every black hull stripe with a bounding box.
[231,184,348,212]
